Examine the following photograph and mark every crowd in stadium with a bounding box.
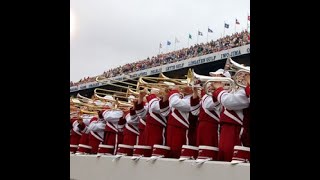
[70,30,250,87]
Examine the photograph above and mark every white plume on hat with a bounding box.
[209,69,231,78]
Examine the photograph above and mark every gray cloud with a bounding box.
[70,0,250,82]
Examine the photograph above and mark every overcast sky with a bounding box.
[70,0,250,82]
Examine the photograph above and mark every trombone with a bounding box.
[137,77,190,91]
[158,73,187,85]
[71,98,104,111]
[96,76,138,88]
[94,88,136,106]
[96,76,137,89]
[94,88,130,98]
[77,93,94,104]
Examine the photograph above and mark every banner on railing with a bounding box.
[70,44,250,92]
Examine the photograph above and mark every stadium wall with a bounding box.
[70,155,250,180]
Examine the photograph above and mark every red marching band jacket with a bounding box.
[70,115,95,152]
[212,87,250,144]
[70,116,82,152]
[190,90,221,124]
[76,115,100,154]
[102,109,125,154]
[122,108,140,146]
[135,101,148,145]
[165,90,191,130]
[146,94,167,128]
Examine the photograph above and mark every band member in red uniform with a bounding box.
[241,74,250,147]
[76,114,96,154]
[161,86,194,158]
[211,73,250,162]
[135,92,148,145]
[122,106,140,146]
[70,115,82,153]
[101,108,125,154]
[140,88,167,147]
[87,112,106,154]
[190,69,231,147]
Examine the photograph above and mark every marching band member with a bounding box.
[211,71,250,162]
[122,96,140,146]
[191,69,231,147]
[161,86,195,158]
[100,97,126,154]
[76,113,97,154]
[122,107,139,146]
[141,88,167,147]
[87,111,106,154]
[135,90,149,145]
[241,74,250,147]
[70,115,82,153]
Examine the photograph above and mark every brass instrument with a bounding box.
[137,77,168,91]
[80,109,99,115]
[123,76,158,83]
[224,58,250,88]
[71,98,103,111]
[203,77,236,96]
[96,76,138,88]
[96,76,137,91]
[94,89,134,108]
[187,68,235,96]
[158,73,186,85]
[94,88,130,99]
[137,76,189,90]
[188,68,233,87]
[77,93,94,104]
[126,87,141,96]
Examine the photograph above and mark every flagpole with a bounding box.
[166,43,168,53]
[158,44,160,55]
[174,38,176,51]
[223,21,225,37]
[188,36,190,47]
[234,19,236,34]
[197,30,199,44]
[206,27,209,43]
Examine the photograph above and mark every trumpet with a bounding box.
[224,58,250,88]
[203,77,236,96]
